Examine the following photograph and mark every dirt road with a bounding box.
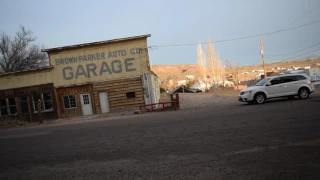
[1,94,320,179]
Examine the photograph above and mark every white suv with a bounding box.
[238,73,315,104]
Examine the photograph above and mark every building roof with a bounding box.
[42,34,151,52]
[150,70,159,78]
[0,66,53,77]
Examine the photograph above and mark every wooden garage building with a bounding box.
[0,34,160,121]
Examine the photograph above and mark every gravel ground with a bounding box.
[179,93,238,109]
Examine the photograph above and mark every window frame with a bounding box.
[62,95,77,109]
[32,92,54,113]
[0,97,17,117]
[42,92,54,111]
[126,92,136,99]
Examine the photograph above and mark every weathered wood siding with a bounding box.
[55,84,94,118]
[0,83,57,121]
[93,77,145,113]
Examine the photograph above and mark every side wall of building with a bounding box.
[141,73,161,105]
[151,74,161,104]
[92,76,145,113]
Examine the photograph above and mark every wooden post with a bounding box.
[54,88,61,119]
[175,94,180,108]
[27,96,33,122]
[37,99,43,123]
[260,38,267,78]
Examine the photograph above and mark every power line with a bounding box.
[154,20,320,48]
[280,48,320,62]
[265,42,320,56]
[279,2,320,30]
[271,2,320,53]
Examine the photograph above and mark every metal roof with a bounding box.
[42,34,151,52]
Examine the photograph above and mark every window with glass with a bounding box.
[270,77,282,85]
[63,95,76,109]
[42,93,53,110]
[255,78,271,86]
[282,76,296,83]
[126,92,136,99]
[295,75,307,81]
[0,98,17,116]
[33,93,53,112]
[82,94,90,104]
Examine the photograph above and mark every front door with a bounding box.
[80,93,93,115]
[265,77,283,98]
[99,92,110,113]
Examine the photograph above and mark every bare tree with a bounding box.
[206,40,224,87]
[197,42,208,90]
[214,53,224,82]
[224,58,240,89]
[206,39,216,81]
[0,26,48,73]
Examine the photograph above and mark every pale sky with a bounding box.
[1,0,320,65]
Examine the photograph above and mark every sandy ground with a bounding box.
[179,93,238,109]
[1,92,320,179]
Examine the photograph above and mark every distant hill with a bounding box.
[151,57,320,89]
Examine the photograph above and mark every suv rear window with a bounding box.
[295,75,307,81]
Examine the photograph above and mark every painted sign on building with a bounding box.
[47,39,151,87]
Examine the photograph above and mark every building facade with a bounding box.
[0,34,160,121]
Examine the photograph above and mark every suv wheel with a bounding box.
[254,93,265,104]
[298,88,309,99]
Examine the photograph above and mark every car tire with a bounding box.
[287,95,295,100]
[253,93,266,104]
[298,88,309,99]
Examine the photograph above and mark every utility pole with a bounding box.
[260,38,267,78]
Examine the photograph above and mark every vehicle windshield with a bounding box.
[255,78,271,86]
